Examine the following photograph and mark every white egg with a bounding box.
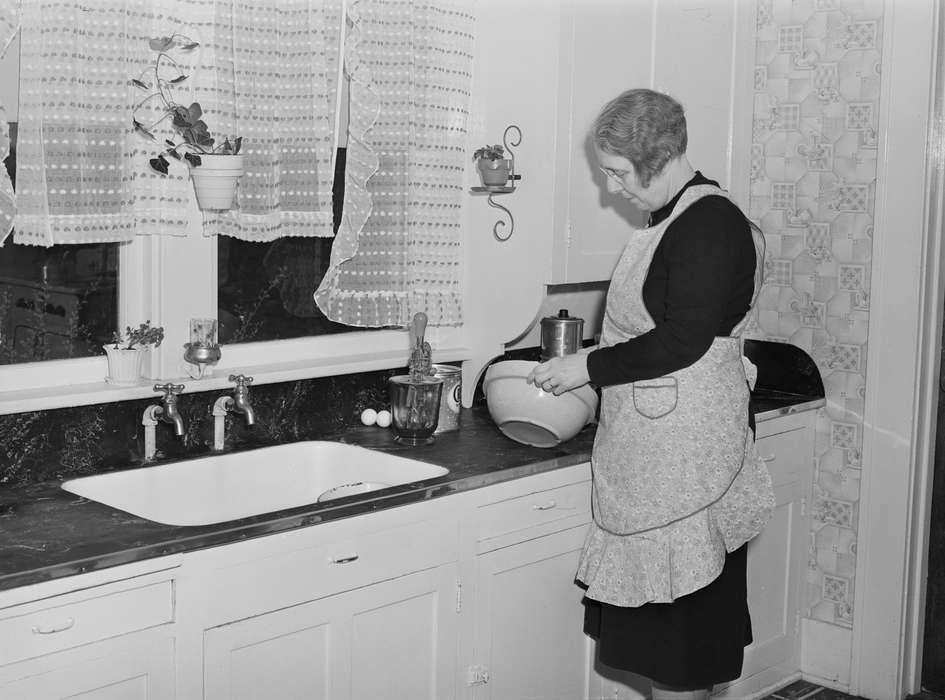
[360,408,378,426]
[375,409,392,428]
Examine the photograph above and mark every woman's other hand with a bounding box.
[526,354,591,395]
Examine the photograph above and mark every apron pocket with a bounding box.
[632,377,678,419]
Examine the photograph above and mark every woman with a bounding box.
[527,89,775,699]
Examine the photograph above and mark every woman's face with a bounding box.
[595,147,669,212]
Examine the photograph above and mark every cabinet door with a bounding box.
[204,563,458,700]
[713,415,815,697]
[551,1,651,284]
[550,0,753,284]
[471,525,591,700]
[2,635,175,700]
[742,422,813,674]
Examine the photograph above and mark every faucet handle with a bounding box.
[228,374,254,389]
[153,382,185,399]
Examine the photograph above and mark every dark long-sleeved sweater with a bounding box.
[586,172,755,388]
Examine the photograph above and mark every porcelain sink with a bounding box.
[61,441,449,527]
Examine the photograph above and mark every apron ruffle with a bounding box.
[578,431,775,606]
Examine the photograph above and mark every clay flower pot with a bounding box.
[477,158,511,187]
[190,154,245,210]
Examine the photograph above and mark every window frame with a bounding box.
[0,214,470,414]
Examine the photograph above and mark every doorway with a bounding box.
[920,331,945,697]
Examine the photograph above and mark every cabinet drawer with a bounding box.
[477,480,591,543]
[756,426,812,488]
[315,518,457,592]
[0,579,174,666]
[206,516,459,622]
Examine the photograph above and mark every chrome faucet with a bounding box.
[210,375,255,452]
[142,383,185,462]
[153,383,186,436]
[228,374,256,425]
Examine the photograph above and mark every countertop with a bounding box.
[0,397,823,593]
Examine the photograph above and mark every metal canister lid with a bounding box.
[541,309,583,327]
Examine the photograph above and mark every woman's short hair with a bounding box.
[593,89,687,188]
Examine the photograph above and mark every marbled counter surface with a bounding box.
[0,397,823,593]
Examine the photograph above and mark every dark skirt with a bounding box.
[583,543,752,690]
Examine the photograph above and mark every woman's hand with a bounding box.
[526,353,591,396]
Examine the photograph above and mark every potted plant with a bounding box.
[131,34,244,210]
[473,144,511,187]
[104,321,165,385]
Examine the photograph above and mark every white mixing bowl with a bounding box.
[483,360,598,448]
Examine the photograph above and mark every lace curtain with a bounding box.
[314,0,474,328]
[198,0,343,242]
[2,0,341,247]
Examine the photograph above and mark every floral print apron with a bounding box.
[576,185,775,606]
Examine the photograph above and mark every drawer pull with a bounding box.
[329,554,360,565]
[761,454,776,463]
[533,500,557,511]
[32,618,76,635]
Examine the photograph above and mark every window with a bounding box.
[0,4,473,411]
[217,149,353,343]
[0,123,120,366]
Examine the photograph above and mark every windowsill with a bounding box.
[0,341,472,415]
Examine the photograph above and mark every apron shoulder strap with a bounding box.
[730,218,766,338]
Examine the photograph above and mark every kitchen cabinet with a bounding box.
[0,633,175,700]
[204,564,458,700]
[549,1,754,284]
[189,508,462,700]
[0,566,178,700]
[471,527,591,700]
[714,410,815,699]
[466,474,593,700]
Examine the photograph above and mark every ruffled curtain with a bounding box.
[4,0,342,247]
[314,0,474,328]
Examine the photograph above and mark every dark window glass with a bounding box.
[0,124,119,365]
[218,147,359,343]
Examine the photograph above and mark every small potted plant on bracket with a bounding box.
[104,320,165,385]
[473,144,512,187]
[132,34,244,210]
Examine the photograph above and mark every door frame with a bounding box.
[851,0,945,697]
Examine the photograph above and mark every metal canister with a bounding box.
[540,309,584,361]
[432,363,462,433]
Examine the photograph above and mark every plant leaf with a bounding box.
[180,41,200,51]
[166,148,181,160]
[187,102,203,121]
[133,120,156,140]
[149,154,170,175]
[149,36,174,52]
[184,152,202,167]
[169,74,188,84]
[232,136,242,155]
[131,78,151,90]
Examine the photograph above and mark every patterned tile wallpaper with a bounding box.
[745,0,883,629]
